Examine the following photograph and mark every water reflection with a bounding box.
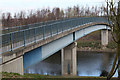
[25,51,118,77]
[25,62,61,76]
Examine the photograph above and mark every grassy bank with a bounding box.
[1,78,118,80]
[1,72,118,80]
[77,41,116,49]
[2,72,48,78]
[77,30,117,51]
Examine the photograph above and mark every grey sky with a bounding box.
[0,0,119,14]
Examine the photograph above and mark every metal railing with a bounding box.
[0,17,108,54]
[1,18,77,34]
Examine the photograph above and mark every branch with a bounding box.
[111,30,118,43]
[107,61,119,80]
[107,51,118,80]
[111,2,117,17]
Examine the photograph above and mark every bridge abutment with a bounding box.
[61,42,77,76]
[101,29,108,48]
[2,53,24,75]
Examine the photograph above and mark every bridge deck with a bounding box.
[0,17,109,54]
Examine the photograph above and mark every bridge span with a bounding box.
[1,17,111,75]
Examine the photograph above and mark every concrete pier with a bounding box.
[61,42,77,76]
[101,29,108,47]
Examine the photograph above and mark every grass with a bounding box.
[106,42,117,49]
[77,41,117,49]
[2,72,46,78]
[1,72,118,80]
[77,41,101,49]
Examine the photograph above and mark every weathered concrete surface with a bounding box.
[101,29,108,47]
[61,42,77,76]
[2,56,23,75]
[0,65,2,79]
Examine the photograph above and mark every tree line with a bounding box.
[1,5,117,28]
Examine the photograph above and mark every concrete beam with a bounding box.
[61,42,77,76]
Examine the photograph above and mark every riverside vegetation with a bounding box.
[77,41,116,49]
[77,30,116,52]
[1,72,117,80]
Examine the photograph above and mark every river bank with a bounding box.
[77,41,116,53]
[1,72,118,80]
[77,47,115,53]
[76,30,117,53]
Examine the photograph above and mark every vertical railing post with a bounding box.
[50,24,52,37]
[43,26,45,39]
[34,28,36,43]
[61,22,63,33]
[70,20,72,29]
[77,19,79,26]
[8,28,10,33]
[23,30,26,47]
[66,21,67,30]
[10,33,13,51]
[57,24,58,34]
[19,26,20,31]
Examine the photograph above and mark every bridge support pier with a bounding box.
[101,29,108,48]
[61,42,77,76]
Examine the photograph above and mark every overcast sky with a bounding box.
[0,0,119,14]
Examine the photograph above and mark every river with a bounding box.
[25,51,118,77]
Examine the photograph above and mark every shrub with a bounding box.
[106,42,117,49]
[77,41,101,49]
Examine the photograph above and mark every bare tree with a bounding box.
[2,13,6,27]
[60,9,64,19]
[106,1,120,80]
[1,4,108,27]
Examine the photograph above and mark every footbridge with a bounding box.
[1,17,111,75]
